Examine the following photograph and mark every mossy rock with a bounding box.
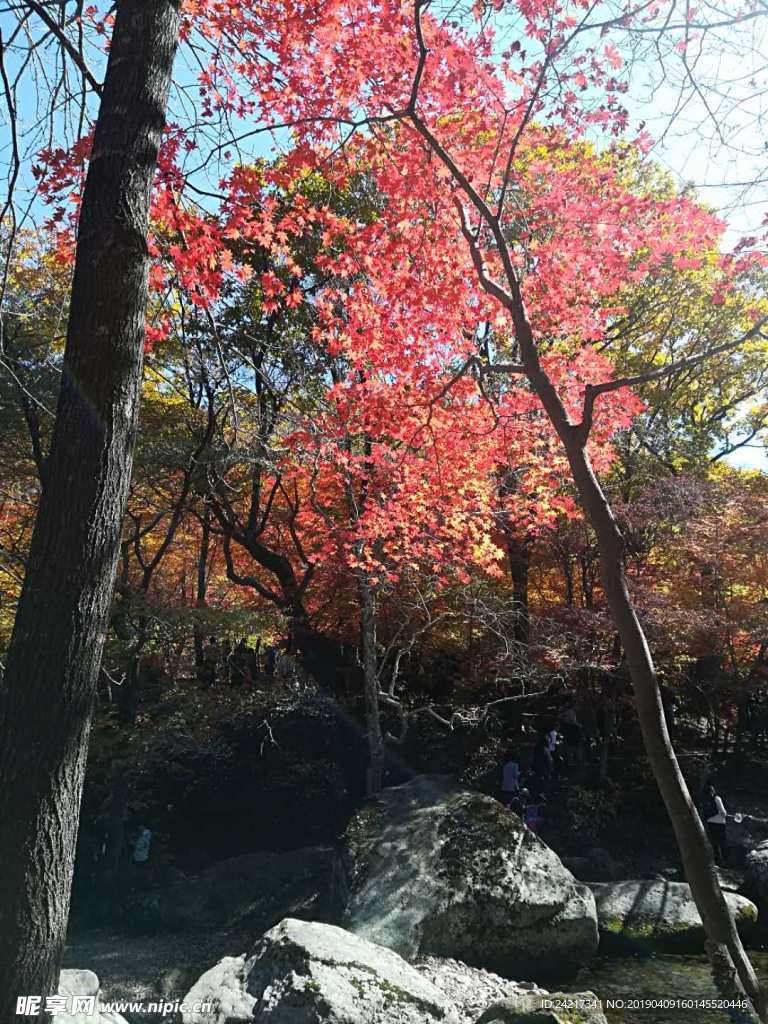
[339,775,598,980]
[590,880,758,954]
[476,991,607,1023]
[243,918,458,1022]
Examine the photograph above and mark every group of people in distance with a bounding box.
[501,741,740,866]
[525,701,585,786]
[199,635,285,688]
[499,750,548,833]
[84,822,154,894]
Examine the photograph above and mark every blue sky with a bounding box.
[618,27,768,471]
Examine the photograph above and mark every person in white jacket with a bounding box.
[703,785,728,865]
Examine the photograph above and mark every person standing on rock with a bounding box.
[249,639,262,683]
[703,784,729,865]
[501,751,521,806]
[264,643,277,677]
[545,722,559,765]
[131,824,153,890]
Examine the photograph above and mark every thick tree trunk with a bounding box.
[291,615,350,693]
[0,1,181,1016]
[289,613,371,802]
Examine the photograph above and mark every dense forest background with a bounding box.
[2,0,768,1019]
[3,200,768,765]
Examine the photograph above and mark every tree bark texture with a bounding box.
[0,1,181,1016]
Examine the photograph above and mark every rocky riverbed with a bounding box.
[60,775,768,1024]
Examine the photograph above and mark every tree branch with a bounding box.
[576,316,768,444]
[24,0,103,96]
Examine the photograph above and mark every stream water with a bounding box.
[573,952,768,1023]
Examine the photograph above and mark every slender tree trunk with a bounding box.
[105,770,129,883]
[340,423,384,798]
[194,508,211,675]
[117,652,142,727]
[580,457,761,1012]
[0,1,181,1016]
[580,555,594,610]
[524,348,766,1018]
[359,576,385,798]
[448,189,765,1017]
[599,683,616,783]
[562,550,575,607]
[507,536,530,653]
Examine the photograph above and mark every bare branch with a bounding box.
[23,0,103,96]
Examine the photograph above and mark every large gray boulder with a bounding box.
[337,776,598,978]
[180,919,603,1024]
[56,970,128,1024]
[184,927,555,1024]
[590,880,758,953]
[183,956,256,1024]
[183,918,459,1023]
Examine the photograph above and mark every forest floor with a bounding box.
[63,924,250,1023]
